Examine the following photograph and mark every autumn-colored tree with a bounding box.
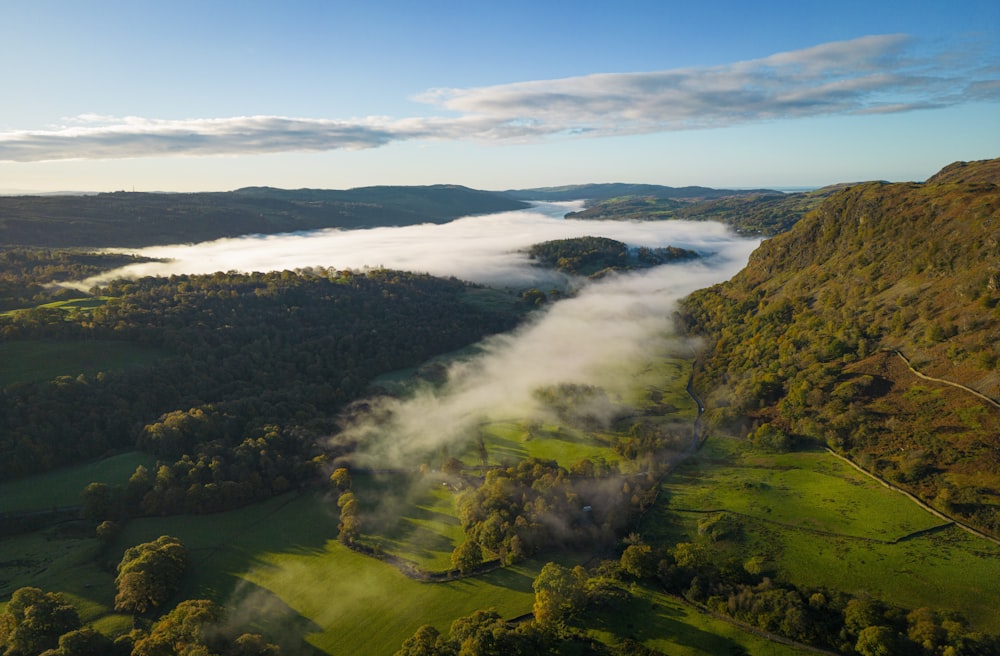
[114,535,189,614]
[0,587,80,656]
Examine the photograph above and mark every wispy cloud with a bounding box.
[0,35,994,162]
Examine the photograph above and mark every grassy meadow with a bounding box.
[645,437,1000,632]
[583,585,809,656]
[0,451,156,513]
[0,338,165,387]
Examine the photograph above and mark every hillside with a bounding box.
[564,185,848,236]
[681,158,1000,534]
[0,185,528,248]
[505,182,777,202]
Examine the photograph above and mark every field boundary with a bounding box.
[670,506,953,545]
[824,448,1000,547]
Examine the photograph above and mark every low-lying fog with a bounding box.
[79,202,753,289]
[85,202,760,463]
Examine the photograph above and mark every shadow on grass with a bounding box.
[225,579,328,656]
[475,565,536,594]
[585,591,748,655]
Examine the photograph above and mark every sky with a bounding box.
[1,0,998,193]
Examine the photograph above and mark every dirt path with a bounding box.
[887,349,1000,408]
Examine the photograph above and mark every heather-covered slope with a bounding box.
[681,158,1000,534]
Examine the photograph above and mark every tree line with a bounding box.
[1,268,522,507]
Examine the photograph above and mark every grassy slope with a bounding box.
[0,339,166,387]
[646,438,1000,632]
[584,586,808,656]
[0,451,156,513]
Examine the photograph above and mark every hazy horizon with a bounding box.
[1,1,995,193]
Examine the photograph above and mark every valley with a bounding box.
[1,160,999,656]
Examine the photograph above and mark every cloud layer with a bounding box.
[77,201,747,288]
[1,35,995,162]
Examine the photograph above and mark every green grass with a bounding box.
[663,439,944,541]
[646,438,1000,632]
[0,522,116,624]
[93,490,547,655]
[583,584,809,655]
[243,539,548,656]
[0,451,156,513]
[0,339,166,387]
[352,472,465,572]
[0,296,113,317]
[476,421,625,470]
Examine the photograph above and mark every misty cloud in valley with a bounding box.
[86,204,758,465]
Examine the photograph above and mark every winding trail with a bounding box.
[886,349,1000,408]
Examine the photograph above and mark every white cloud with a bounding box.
[0,34,994,162]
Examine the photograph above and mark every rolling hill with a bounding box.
[681,157,1000,535]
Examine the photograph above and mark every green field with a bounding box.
[477,420,625,470]
[0,451,156,513]
[645,438,1000,632]
[584,585,809,655]
[352,471,466,572]
[0,338,166,387]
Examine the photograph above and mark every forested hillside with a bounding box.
[0,269,521,497]
[681,158,1000,534]
[505,182,776,202]
[0,185,527,248]
[564,185,847,236]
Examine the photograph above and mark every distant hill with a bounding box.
[506,183,855,236]
[0,185,528,248]
[681,158,1000,535]
[504,182,779,202]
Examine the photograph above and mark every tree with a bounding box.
[96,520,121,546]
[0,587,80,656]
[620,544,655,580]
[228,633,283,656]
[337,491,361,544]
[131,599,223,656]
[329,467,352,492]
[393,625,452,656]
[855,625,902,656]
[114,535,189,614]
[450,540,483,575]
[532,562,587,628]
[81,482,121,521]
[45,627,114,656]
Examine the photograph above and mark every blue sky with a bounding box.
[1,0,997,192]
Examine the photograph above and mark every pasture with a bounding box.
[584,585,809,655]
[0,451,156,513]
[647,437,1000,632]
[0,338,165,387]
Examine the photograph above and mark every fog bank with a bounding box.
[79,203,759,465]
[79,201,749,290]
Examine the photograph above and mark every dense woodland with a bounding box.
[527,236,698,277]
[681,158,1000,534]
[0,185,527,248]
[0,267,522,497]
